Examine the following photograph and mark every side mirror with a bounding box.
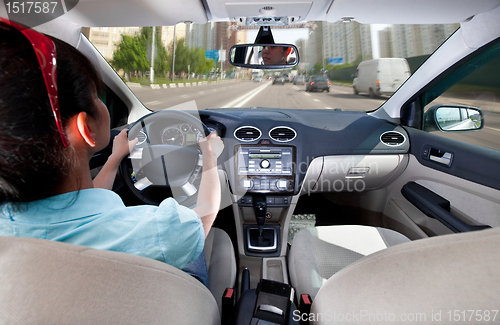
[229,44,299,69]
[424,105,484,132]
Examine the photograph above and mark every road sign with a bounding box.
[205,50,219,61]
[328,57,344,65]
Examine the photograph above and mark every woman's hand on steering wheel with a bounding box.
[198,132,224,160]
[112,129,138,160]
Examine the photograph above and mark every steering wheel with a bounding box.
[119,110,210,206]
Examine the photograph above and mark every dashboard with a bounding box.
[120,108,410,200]
[201,108,410,197]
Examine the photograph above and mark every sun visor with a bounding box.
[326,0,500,24]
[461,5,500,50]
[58,0,208,27]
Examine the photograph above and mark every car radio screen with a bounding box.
[249,154,281,159]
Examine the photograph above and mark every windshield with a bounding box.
[85,23,459,112]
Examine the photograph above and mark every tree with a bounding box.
[111,27,169,79]
[166,38,214,76]
[313,62,323,73]
[191,48,214,74]
[167,38,190,74]
[111,35,149,76]
[140,27,169,75]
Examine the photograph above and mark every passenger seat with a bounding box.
[288,225,410,300]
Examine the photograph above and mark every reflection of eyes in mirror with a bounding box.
[260,46,294,65]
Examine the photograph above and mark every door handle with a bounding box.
[422,146,454,167]
[430,151,453,166]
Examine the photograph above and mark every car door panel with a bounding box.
[401,181,491,233]
[406,127,500,190]
[383,127,500,238]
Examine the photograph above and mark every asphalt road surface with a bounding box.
[129,79,500,151]
[129,79,385,111]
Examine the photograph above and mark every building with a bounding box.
[320,21,372,67]
[304,22,322,70]
[378,28,393,58]
[84,27,141,61]
[185,22,241,71]
[379,24,460,59]
[159,24,187,49]
[186,23,217,50]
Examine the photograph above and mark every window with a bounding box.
[422,40,500,151]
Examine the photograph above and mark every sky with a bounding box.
[245,24,390,60]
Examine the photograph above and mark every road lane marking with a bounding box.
[486,126,500,132]
[222,83,271,108]
[303,93,311,97]
[198,91,205,95]
[325,107,333,109]
[313,99,320,102]
[145,101,161,105]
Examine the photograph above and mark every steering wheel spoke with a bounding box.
[119,110,210,206]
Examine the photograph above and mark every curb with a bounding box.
[128,79,239,89]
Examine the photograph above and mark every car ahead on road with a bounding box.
[353,58,411,98]
[292,75,306,85]
[253,76,263,82]
[272,76,286,85]
[306,75,331,92]
[2,0,500,323]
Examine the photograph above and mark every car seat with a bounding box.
[310,226,500,324]
[0,227,235,324]
[288,225,410,300]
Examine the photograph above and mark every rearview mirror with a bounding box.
[424,105,484,132]
[229,44,299,69]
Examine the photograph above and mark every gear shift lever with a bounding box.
[253,196,266,236]
[247,196,277,254]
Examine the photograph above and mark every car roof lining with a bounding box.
[2,0,500,31]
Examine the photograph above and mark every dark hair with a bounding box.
[0,28,104,203]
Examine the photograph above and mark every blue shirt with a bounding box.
[0,188,205,269]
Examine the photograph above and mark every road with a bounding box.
[129,79,385,112]
[130,79,500,151]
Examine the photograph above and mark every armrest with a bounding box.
[401,182,491,233]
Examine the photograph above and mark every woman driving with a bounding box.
[0,19,222,287]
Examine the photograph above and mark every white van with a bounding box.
[353,58,411,97]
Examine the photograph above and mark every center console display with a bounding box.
[235,145,296,193]
[238,147,293,176]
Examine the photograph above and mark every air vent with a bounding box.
[380,131,406,146]
[234,126,262,142]
[136,130,147,145]
[269,126,297,142]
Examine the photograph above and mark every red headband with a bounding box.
[0,18,69,147]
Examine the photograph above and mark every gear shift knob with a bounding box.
[253,196,267,236]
